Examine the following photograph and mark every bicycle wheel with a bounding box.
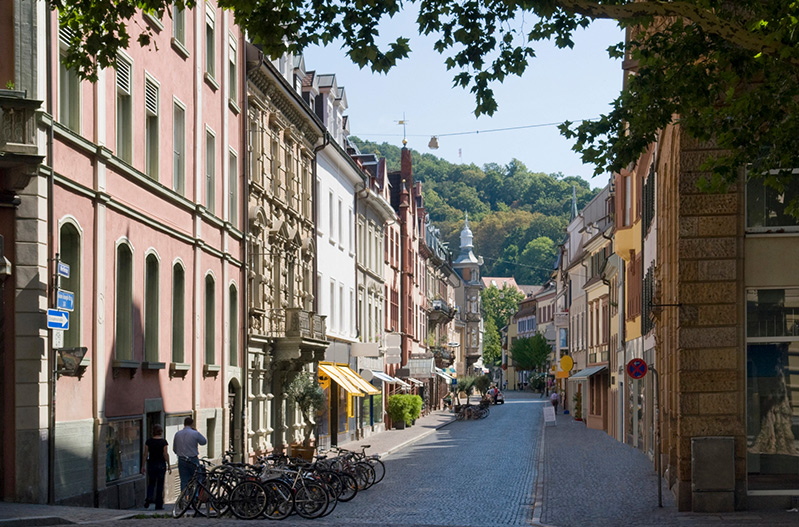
[172,480,197,519]
[368,458,386,484]
[293,482,329,519]
[262,479,293,520]
[193,474,232,517]
[336,471,358,502]
[229,480,267,520]
[317,470,343,498]
[455,410,466,421]
[356,462,376,489]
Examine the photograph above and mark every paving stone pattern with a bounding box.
[539,411,799,527]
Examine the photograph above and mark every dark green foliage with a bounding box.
[510,334,551,373]
[482,318,502,367]
[473,374,492,396]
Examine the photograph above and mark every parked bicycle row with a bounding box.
[454,399,492,420]
[172,445,386,520]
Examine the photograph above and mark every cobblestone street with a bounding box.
[3,393,799,526]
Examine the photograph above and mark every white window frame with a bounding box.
[206,127,216,212]
[228,33,238,106]
[205,2,216,79]
[173,98,186,194]
[171,261,186,364]
[58,24,81,132]
[144,251,160,363]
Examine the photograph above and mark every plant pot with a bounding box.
[289,444,316,460]
[395,421,406,430]
[411,419,416,425]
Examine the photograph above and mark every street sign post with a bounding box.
[626,358,648,379]
[56,290,74,311]
[57,262,70,279]
[46,309,69,330]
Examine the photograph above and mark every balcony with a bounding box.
[431,346,454,368]
[0,90,43,197]
[249,307,329,367]
[464,311,481,323]
[428,299,456,325]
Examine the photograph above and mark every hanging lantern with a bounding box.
[428,136,439,149]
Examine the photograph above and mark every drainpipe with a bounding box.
[311,132,329,315]
[45,5,56,505]
[241,52,249,462]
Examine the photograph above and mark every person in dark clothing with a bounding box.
[142,424,171,510]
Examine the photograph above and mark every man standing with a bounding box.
[550,391,560,414]
[173,416,207,490]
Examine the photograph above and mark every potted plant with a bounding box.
[285,372,325,459]
[573,391,583,421]
[387,394,412,429]
[408,394,423,424]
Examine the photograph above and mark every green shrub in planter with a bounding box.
[408,394,423,421]
[387,394,412,426]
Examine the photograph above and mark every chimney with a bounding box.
[401,147,413,188]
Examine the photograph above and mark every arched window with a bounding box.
[171,263,185,363]
[229,284,237,367]
[205,274,216,365]
[59,223,81,349]
[144,253,159,362]
[115,243,134,360]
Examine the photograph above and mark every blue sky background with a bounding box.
[304,10,625,189]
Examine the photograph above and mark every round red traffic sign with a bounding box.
[626,358,648,379]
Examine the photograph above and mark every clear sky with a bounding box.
[303,10,625,189]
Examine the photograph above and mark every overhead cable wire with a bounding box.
[353,118,597,139]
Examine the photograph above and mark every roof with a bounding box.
[482,277,522,293]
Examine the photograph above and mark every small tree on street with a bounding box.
[511,334,551,385]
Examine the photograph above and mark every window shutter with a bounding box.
[145,80,158,116]
[59,25,75,48]
[116,59,131,95]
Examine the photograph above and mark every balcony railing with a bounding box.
[250,308,326,340]
[0,89,43,190]
[429,299,456,324]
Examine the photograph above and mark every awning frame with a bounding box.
[569,365,608,380]
[318,362,380,396]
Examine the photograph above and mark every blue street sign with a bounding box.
[57,262,70,279]
[47,309,69,330]
[57,290,75,312]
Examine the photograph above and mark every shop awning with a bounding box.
[435,367,455,384]
[569,365,608,379]
[394,378,412,389]
[407,377,425,386]
[318,363,380,396]
[407,358,435,378]
[371,370,397,383]
[337,365,381,395]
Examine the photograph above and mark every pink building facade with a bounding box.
[1,3,245,507]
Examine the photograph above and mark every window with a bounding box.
[206,129,216,212]
[746,288,799,490]
[173,102,186,194]
[144,254,159,362]
[105,419,141,482]
[145,77,159,178]
[115,243,133,360]
[205,3,215,78]
[229,284,238,367]
[172,263,185,363]
[747,175,799,231]
[116,54,133,163]
[337,199,343,247]
[58,24,80,131]
[172,3,186,46]
[624,175,632,226]
[328,191,334,242]
[59,223,81,349]
[205,274,216,364]
[329,280,335,329]
[228,150,238,226]
[228,34,237,105]
[349,208,354,255]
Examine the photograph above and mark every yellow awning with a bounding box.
[336,365,381,396]
[319,363,363,396]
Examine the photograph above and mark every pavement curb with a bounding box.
[379,416,456,459]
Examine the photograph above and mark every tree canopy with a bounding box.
[510,334,551,373]
[55,1,799,212]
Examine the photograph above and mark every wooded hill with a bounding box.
[352,138,601,285]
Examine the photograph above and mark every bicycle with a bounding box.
[172,458,230,518]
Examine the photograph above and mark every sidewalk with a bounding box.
[0,409,455,525]
[534,411,799,527]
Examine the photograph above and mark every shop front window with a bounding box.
[106,419,141,482]
[747,288,799,490]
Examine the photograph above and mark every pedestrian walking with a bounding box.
[141,424,171,510]
[550,391,560,413]
[173,416,207,491]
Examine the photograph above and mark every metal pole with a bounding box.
[652,366,662,508]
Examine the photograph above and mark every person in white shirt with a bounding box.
[550,391,560,413]
[172,416,207,490]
